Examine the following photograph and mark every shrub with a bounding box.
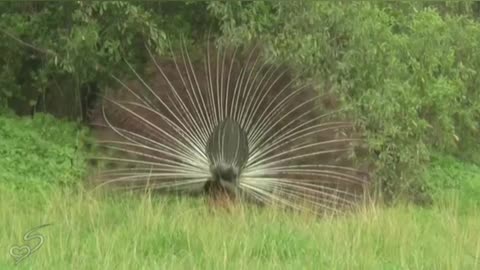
[1,1,479,202]
[0,1,212,119]
[208,1,480,202]
[0,113,88,191]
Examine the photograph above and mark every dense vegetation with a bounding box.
[1,1,480,204]
[1,110,479,269]
[1,1,480,268]
[0,113,87,191]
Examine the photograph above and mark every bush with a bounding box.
[208,1,480,202]
[0,1,212,119]
[1,1,479,202]
[0,113,88,191]
[424,153,480,212]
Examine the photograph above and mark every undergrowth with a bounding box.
[0,113,88,191]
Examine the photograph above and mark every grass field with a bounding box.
[1,184,479,269]
[1,114,480,269]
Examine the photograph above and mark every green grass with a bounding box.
[1,186,479,269]
[1,114,479,269]
[425,153,480,212]
[0,113,88,191]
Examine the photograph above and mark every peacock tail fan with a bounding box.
[87,40,370,215]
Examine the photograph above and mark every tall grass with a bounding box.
[1,184,479,269]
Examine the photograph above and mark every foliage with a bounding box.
[1,1,480,202]
[0,1,212,119]
[425,153,480,212]
[0,113,88,191]
[208,1,480,202]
